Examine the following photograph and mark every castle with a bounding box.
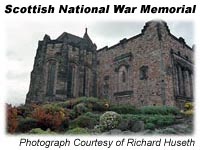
[26,20,194,108]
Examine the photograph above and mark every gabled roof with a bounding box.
[56,32,84,44]
[56,29,95,49]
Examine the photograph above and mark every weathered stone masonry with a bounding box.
[26,29,97,102]
[26,21,194,108]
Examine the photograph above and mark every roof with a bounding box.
[56,32,84,44]
[54,29,95,49]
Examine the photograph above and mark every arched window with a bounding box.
[119,66,127,83]
[67,65,73,97]
[103,76,109,98]
[46,60,57,96]
[122,71,126,82]
[67,63,78,97]
[118,65,128,91]
[114,64,133,96]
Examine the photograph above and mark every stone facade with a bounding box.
[26,29,97,102]
[26,21,194,108]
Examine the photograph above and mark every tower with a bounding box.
[26,29,97,103]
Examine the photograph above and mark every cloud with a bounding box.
[6,71,29,80]
[168,21,194,47]
[89,21,144,48]
[91,21,143,38]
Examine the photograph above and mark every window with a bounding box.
[122,71,126,82]
[46,61,56,96]
[175,64,193,98]
[140,66,148,80]
[67,65,73,97]
[114,64,133,96]
[119,66,127,83]
[67,63,78,97]
[103,76,109,98]
[117,65,129,92]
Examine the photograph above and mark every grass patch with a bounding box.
[121,114,175,129]
[139,106,180,115]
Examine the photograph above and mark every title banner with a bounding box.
[4,4,197,14]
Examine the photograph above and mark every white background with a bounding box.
[0,0,199,149]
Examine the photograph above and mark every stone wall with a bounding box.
[97,21,193,107]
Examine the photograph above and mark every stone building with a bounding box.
[26,29,98,102]
[26,20,194,108]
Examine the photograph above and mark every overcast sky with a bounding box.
[5,20,194,105]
